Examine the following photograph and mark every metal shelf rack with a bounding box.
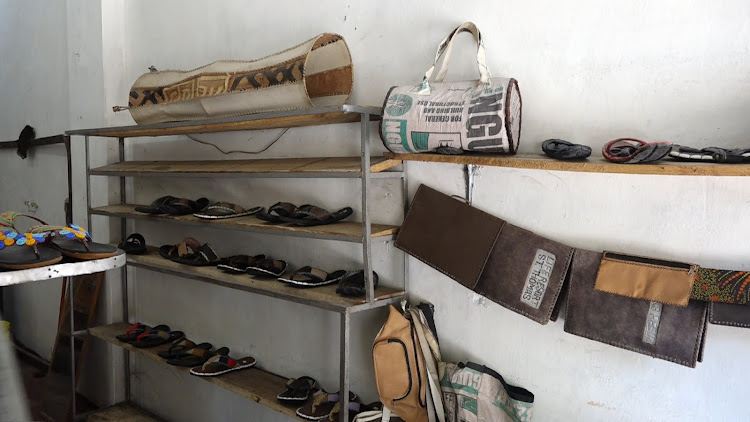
[66,105,407,421]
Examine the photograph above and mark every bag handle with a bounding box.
[410,307,446,422]
[420,22,492,94]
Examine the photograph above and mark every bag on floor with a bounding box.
[120,33,353,125]
[372,302,444,422]
[440,362,534,422]
[380,22,522,155]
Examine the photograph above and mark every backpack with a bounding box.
[372,302,444,422]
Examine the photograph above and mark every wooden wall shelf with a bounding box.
[384,152,750,176]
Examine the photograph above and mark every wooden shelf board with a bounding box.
[86,402,162,422]
[91,204,399,243]
[385,152,750,176]
[66,105,381,138]
[90,156,402,177]
[126,246,404,313]
[89,323,300,419]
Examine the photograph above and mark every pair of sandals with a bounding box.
[115,323,184,348]
[0,211,118,270]
[135,196,209,216]
[295,389,382,421]
[279,268,378,297]
[217,254,288,277]
[158,338,228,367]
[159,238,223,266]
[193,202,263,220]
[257,203,353,227]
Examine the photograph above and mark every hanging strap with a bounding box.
[409,307,445,422]
[420,22,492,94]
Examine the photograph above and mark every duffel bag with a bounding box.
[380,22,521,155]
[119,33,353,125]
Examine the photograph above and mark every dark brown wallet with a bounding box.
[709,302,750,328]
[395,184,504,289]
[474,223,574,325]
[564,249,708,368]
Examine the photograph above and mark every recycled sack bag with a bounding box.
[473,223,574,325]
[709,302,750,328]
[395,184,504,289]
[440,362,534,422]
[594,252,697,307]
[372,302,444,422]
[122,33,353,125]
[564,249,708,368]
[380,22,522,155]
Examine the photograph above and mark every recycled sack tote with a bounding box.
[122,33,353,125]
[381,22,522,155]
[440,362,534,422]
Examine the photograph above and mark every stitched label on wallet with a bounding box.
[520,249,556,309]
[643,301,663,345]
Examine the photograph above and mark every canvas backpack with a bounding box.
[371,302,444,422]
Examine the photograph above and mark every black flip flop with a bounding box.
[278,266,347,288]
[121,324,169,343]
[256,202,297,223]
[162,197,210,216]
[135,196,178,214]
[247,258,287,277]
[542,139,592,160]
[118,233,147,255]
[217,254,265,274]
[158,340,212,359]
[132,327,184,348]
[115,323,150,342]
[279,205,353,227]
[277,376,318,402]
[167,346,229,367]
[336,270,379,297]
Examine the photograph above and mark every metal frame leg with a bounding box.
[118,137,131,402]
[401,168,409,293]
[85,136,92,231]
[67,276,76,420]
[339,311,351,422]
[360,115,374,303]
[464,164,477,205]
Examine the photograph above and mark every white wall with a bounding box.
[3,0,750,421]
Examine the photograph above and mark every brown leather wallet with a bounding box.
[395,184,504,289]
[474,222,574,325]
[564,249,708,368]
[709,302,750,328]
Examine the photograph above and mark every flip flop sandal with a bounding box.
[0,230,62,270]
[118,233,147,255]
[159,238,223,266]
[135,195,178,214]
[336,271,379,297]
[167,346,228,367]
[669,145,750,163]
[157,338,203,359]
[132,327,184,348]
[279,205,353,227]
[217,254,266,274]
[342,402,385,422]
[541,139,592,160]
[120,324,169,343]
[328,400,373,422]
[256,202,298,223]
[116,322,150,342]
[296,390,358,421]
[277,376,318,402]
[1,212,117,260]
[602,138,673,164]
[189,354,256,377]
[162,197,210,216]
[247,258,287,277]
[167,347,229,368]
[193,202,262,220]
[278,266,347,288]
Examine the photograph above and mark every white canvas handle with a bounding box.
[410,308,446,422]
[420,22,492,94]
